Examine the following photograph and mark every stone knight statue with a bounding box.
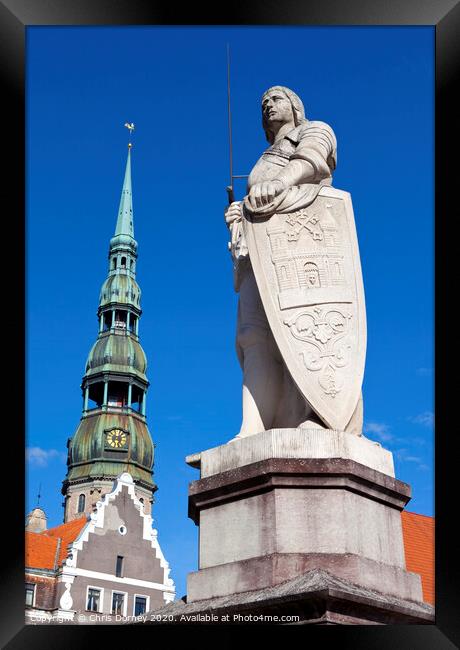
[224,86,366,439]
[181,87,427,621]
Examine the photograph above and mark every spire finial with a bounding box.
[124,122,135,149]
[36,482,42,508]
[113,131,135,239]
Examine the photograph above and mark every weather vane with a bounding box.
[124,122,135,148]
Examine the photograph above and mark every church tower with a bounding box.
[62,140,156,522]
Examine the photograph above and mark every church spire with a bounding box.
[62,127,156,523]
[108,136,138,279]
[114,145,134,239]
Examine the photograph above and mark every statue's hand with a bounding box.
[224,201,243,226]
[247,179,286,210]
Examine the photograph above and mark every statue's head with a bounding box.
[261,86,307,144]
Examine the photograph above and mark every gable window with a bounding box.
[111,591,126,616]
[115,555,124,578]
[87,588,101,612]
[134,596,148,616]
[25,583,35,607]
[77,494,86,513]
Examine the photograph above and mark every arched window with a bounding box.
[77,494,86,513]
[121,257,127,268]
[112,258,116,270]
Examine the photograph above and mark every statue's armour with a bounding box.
[230,120,337,274]
[247,121,337,188]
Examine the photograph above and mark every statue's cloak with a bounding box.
[242,186,366,431]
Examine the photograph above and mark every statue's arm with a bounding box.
[247,122,337,210]
[263,121,338,190]
[224,201,249,269]
[289,121,337,182]
[247,160,316,209]
[271,158,316,189]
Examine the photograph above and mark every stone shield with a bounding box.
[242,186,366,431]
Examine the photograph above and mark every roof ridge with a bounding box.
[43,515,88,536]
[26,530,57,542]
[403,511,434,521]
[53,537,62,571]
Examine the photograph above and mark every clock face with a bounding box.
[106,429,128,449]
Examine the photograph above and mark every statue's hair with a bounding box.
[262,86,308,144]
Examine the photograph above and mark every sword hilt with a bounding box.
[226,185,235,205]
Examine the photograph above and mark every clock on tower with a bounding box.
[105,428,128,449]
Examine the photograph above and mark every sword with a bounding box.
[226,44,248,205]
[226,44,235,205]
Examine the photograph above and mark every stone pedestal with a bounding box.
[185,429,425,607]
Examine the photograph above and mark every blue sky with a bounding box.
[26,26,434,598]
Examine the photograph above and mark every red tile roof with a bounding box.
[401,510,435,605]
[43,516,88,566]
[25,531,60,570]
[25,516,88,570]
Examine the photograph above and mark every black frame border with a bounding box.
[3,0,458,646]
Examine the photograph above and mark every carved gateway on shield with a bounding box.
[267,199,350,309]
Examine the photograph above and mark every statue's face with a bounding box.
[262,90,294,126]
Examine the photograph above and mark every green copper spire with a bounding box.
[62,131,156,523]
[115,145,134,238]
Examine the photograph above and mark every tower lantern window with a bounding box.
[130,385,144,413]
[121,256,127,268]
[88,383,104,409]
[103,312,112,331]
[114,310,127,329]
[107,381,128,408]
